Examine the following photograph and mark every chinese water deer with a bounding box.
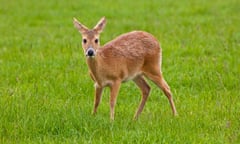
[73,17,177,120]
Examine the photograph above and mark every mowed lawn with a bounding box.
[0,0,239,143]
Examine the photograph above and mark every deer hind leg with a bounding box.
[144,72,178,116]
[133,76,151,120]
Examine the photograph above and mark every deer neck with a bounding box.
[87,55,98,70]
[86,55,100,82]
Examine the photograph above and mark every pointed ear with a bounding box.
[73,17,89,34]
[93,17,106,33]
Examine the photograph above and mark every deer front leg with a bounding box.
[109,80,121,121]
[92,84,103,115]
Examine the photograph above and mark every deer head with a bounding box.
[73,17,106,57]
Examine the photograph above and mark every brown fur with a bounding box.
[73,17,177,120]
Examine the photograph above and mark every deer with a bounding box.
[73,17,178,120]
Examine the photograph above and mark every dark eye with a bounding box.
[83,39,87,44]
[95,39,98,44]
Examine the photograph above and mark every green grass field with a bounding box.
[0,0,239,143]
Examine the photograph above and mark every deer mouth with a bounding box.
[85,47,96,57]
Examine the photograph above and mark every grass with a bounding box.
[0,0,239,143]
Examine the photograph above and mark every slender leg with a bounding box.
[145,72,178,116]
[133,76,151,120]
[92,84,103,115]
[109,80,121,121]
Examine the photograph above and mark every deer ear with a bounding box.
[94,17,106,33]
[73,18,89,34]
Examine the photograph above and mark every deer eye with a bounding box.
[95,39,98,44]
[83,39,87,44]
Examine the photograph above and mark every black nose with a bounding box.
[87,49,94,56]
[86,48,95,57]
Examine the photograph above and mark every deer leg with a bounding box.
[109,80,121,121]
[145,72,178,116]
[133,76,151,120]
[92,85,103,115]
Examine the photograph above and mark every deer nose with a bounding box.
[86,47,95,57]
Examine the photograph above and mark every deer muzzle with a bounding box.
[86,47,96,57]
